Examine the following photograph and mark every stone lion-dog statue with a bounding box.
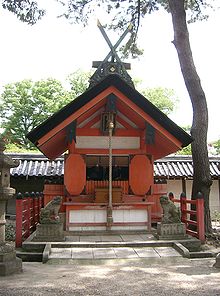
[160,195,181,224]
[40,196,62,224]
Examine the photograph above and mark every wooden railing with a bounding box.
[16,192,44,247]
[171,192,205,242]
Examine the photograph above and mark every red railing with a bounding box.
[16,192,44,248]
[171,192,205,242]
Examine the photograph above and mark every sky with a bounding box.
[0,1,220,142]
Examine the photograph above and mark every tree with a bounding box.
[67,69,91,98]
[133,78,178,115]
[141,87,177,116]
[0,78,70,149]
[1,0,45,25]
[167,0,212,232]
[2,0,214,231]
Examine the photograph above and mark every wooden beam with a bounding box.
[76,128,141,137]
[75,148,143,155]
[117,115,136,130]
[82,114,101,129]
[92,61,131,70]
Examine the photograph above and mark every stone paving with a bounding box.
[65,233,154,242]
[49,233,181,260]
[50,246,181,260]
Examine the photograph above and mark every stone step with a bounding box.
[16,250,42,262]
[189,251,215,259]
[48,246,182,261]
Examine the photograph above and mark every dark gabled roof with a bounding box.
[27,74,192,148]
[9,153,220,179]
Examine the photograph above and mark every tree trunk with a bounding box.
[168,0,212,233]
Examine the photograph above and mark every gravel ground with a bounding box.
[0,258,219,296]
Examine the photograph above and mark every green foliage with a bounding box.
[141,87,178,115]
[176,125,192,155]
[212,210,220,223]
[67,69,92,98]
[134,79,178,115]
[0,71,91,150]
[213,139,220,154]
[5,143,39,153]
[0,78,70,149]
[2,1,215,58]
[2,0,45,25]
[55,0,215,58]
[176,144,192,155]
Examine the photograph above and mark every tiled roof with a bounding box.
[8,153,220,179]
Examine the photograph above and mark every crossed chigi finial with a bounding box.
[93,19,132,68]
[89,20,134,88]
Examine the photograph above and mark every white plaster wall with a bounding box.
[75,136,140,149]
[113,209,148,223]
[166,180,183,199]
[166,179,220,215]
[69,209,106,223]
[69,209,149,231]
[209,180,220,216]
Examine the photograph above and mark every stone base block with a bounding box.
[0,251,22,276]
[34,223,64,242]
[157,222,187,240]
[214,253,220,268]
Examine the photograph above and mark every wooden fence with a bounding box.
[15,190,205,246]
[16,192,44,247]
[170,192,205,242]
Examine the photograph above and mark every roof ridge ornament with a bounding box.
[89,20,135,88]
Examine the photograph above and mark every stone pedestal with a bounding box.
[0,138,22,276]
[214,253,220,268]
[0,243,22,276]
[157,222,187,240]
[34,223,64,242]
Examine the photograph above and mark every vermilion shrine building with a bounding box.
[27,26,192,232]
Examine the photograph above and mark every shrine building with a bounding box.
[27,24,192,232]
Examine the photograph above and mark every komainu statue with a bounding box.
[40,196,62,224]
[160,195,181,224]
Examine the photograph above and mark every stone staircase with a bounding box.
[17,231,203,263]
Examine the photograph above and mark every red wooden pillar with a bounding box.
[41,192,44,207]
[25,192,32,238]
[29,192,34,229]
[180,192,187,224]
[38,192,44,220]
[196,192,205,242]
[16,192,23,248]
[33,192,39,227]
